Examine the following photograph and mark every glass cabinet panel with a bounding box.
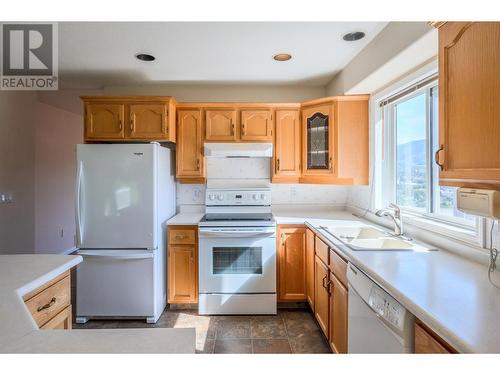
[306,112,329,169]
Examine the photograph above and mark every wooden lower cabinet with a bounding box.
[168,225,198,304]
[23,271,72,330]
[415,320,456,353]
[314,255,330,337]
[309,231,349,353]
[40,305,72,330]
[329,272,348,353]
[278,226,306,301]
[305,228,315,310]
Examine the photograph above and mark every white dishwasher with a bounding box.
[347,263,414,353]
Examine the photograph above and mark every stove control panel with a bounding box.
[206,190,271,206]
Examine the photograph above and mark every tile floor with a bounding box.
[73,308,331,354]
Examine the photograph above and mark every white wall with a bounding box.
[0,91,37,254]
[34,101,83,254]
[326,22,436,95]
[103,83,325,102]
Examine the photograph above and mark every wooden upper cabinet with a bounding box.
[82,96,176,142]
[334,98,369,185]
[438,22,500,188]
[205,109,237,141]
[128,104,168,140]
[85,103,125,140]
[278,226,306,302]
[240,110,273,141]
[273,109,301,182]
[329,272,348,354]
[176,109,204,180]
[301,104,335,180]
[305,228,315,310]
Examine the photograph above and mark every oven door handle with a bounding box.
[198,228,275,238]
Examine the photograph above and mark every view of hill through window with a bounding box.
[394,86,474,224]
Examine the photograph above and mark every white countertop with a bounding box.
[167,212,204,225]
[0,255,195,353]
[298,211,500,354]
[167,206,500,352]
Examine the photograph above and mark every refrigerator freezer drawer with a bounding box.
[76,250,155,317]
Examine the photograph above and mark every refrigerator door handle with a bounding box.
[75,160,83,246]
[77,250,154,260]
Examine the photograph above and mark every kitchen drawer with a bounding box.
[24,275,71,327]
[329,248,348,287]
[40,305,72,330]
[169,228,196,245]
[315,237,329,266]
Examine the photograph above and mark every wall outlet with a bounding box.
[192,187,202,202]
[0,192,13,204]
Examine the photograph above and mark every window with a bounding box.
[382,78,476,228]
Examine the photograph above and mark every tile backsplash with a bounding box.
[176,183,349,207]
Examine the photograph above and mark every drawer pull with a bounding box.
[37,297,56,312]
[175,234,186,239]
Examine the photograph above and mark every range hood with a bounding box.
[204,143,273,158]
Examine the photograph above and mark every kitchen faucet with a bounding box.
[375,203,404,237]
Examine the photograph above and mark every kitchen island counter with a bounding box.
[0,254,195,353]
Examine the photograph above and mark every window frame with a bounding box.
[380,74,483,241]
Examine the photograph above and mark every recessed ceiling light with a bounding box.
[273,53,292,62]
[342,31,366,42]
[135,53,155,62]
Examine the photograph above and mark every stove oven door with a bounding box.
[198,227,276,294]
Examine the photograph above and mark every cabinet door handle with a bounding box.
[196,159,200,171]
[231,122,235,135]
[435,145,444,171]
[242,123,246,135]
[118,119,123,131]
[37,297,56,312]
[281,232,285,246]
[329,157,333,171]
[130,118,134,132]
[322,275,328,289]
[276,159,280,172]
[327,280,333,295]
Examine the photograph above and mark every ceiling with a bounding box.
[58,22,388,89]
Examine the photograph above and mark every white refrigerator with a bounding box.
[75,143,175,324]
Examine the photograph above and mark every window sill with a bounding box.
[401,212,482,247]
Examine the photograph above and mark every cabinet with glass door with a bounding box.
[301,102,335,183]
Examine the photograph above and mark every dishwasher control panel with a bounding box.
[368,286,405,331]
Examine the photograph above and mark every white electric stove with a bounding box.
[198,188,277,315]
